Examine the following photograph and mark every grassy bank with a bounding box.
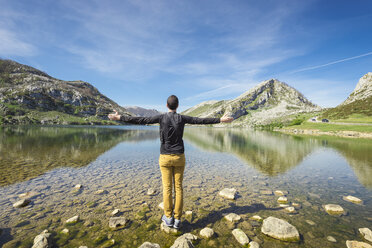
[284,121,372,133]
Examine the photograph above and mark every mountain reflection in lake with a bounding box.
[0,126,371,248]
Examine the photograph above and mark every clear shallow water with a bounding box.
[0,126,371,247]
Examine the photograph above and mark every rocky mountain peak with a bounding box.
[343,72,372,105]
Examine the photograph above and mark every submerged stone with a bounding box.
[260,190,273,195]
[94,189,108,195]
[285,206,296,214]
[232,228,249,246]
[261,217,300,242]
[249,241,260,248]
[277,196,288,204]
[219,188,237,200]
[274,190,286,196]
[74,184,82,189]
[139,242,161,248]
[224,213,241,223]
[147,188,156,196]
[200,227,214,238]
[346,240,372,248]
[359,228,372,242]
[305,220,316,226]
[13,199,31,208]
[18,191,40,199]
[109,217,128,228]
[324,204,344,215]
[250,215,263,222]
[111,209,120,216]
[66,215,79,224]
[343,195,363,204]
[32,230,51,248]
[101,239,115,248]
[327,236,337,242]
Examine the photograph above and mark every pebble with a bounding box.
[261,216,300,242]
[305,220,316,226]
[327,236,337,242]
[200,227,214,238]
[160,222,177,234]
[94,189,108,195]
[285,207,296,213]
[224,213,241,222]
[359,227,372,242]
[74,184,82,189]
[343,195,363,204]
[219,188,237,200]
[274,190,286,196]
[13,199,31,208]
[346,240,372,248]
[185,210,193,216]
[324,204,344,215]
[109,217,128,228]
[158,202,164,210]
[65,215,79,224]
[139,242,161,248]
[111,209,120,216]
[292,203,301,208]
[260,190,273,195]
[250,215,263,222]
[147,188,156,196]
[277,196,288,204]
[61,228,69,234]
[232,228,249,246]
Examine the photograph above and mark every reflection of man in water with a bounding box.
[109,95,233,229]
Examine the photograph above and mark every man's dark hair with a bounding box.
[167,95,179,110]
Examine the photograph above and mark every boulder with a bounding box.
[359,228,372,242]
[13,199,31,208]
[170,233,197,248]
[109,217,128,228]
[224,213,241,223]
[261,217,300,242]
[343,195,363,204]
[232,228,249,246]
[139,242,161,248]
[346,240,372,248]
[200,227,214,238]
[32,230,51,248]
[219,188,237,200]
[324,204,344,215]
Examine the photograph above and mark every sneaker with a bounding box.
[161,215,174,227]
[173,219,181,229]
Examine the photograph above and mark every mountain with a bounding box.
[183,79,321,126]
[125,106,162,117]
[0,59,132,125]
[323,73,372,119]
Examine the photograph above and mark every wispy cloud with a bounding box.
[291,51,372,74]
[0,28,36,56]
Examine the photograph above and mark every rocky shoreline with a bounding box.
[275,128,372,139]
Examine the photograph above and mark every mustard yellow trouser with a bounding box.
[159,153,185,220]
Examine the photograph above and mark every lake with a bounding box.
[0,126,371,248]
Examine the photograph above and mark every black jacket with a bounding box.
[120,112,220,154]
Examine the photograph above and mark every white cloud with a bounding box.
[0,28,36,57]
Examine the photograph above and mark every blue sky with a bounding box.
[1,0,371,112]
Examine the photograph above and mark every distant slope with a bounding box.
[183,79,321,126]
[125,106,162,117]
[0,59,132,125]
[323,73,372,119]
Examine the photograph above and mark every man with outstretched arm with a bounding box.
[108,95,233,230]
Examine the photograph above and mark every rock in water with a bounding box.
[324,204,344,215]
[66,215,79,224]
[232,229,250,246]
[32,230,51,248]
[250,215,263,222]
[359,228,372,242]
[200,227,214,238]
[261,216,300,242]
[74,184,82,189]
[346,240,372,248]
[158,202,164,210]
[249,241,260,248]
[224,213,241,222]
[18,191,40,199]
[219,188,237,200]
[327,236,337,242]
[343,195,363,204]
[147,188,156,196]
[277,196,288,204]
[285,207,296,214]
[111,209,120,216]
[109,217,128,228]
[139,242,161,248]
[13,199,31,208]
[170,233,197,248]
[274,190,286,196]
